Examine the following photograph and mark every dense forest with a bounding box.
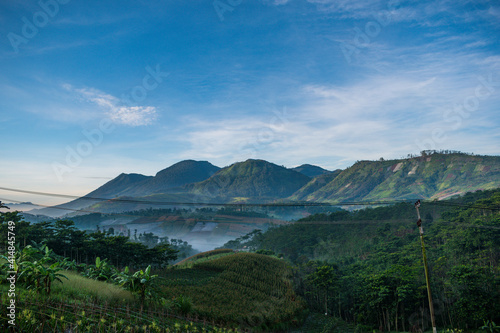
[0,213,181,268]
[224,189,500,331]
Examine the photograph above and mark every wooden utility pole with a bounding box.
[415,200,437,333]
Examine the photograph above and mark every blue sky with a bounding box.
[0,0,499,205]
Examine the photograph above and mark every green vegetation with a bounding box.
[0,238,239,332]
[0,215,305,331]
[1,184,499,331]
[291,164,334,178]
[51,270,134,304]
[188,159,311,200]
[116,265,158,312]
[291,151,500,202]
[159,252,307,331]
[0,277,235,332]
[0,213,178,268]
[175,248,235,267]
[237,188,500,331]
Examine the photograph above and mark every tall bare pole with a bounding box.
[415,200,437,333]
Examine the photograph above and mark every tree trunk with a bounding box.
[325,290,328,315]
[402,305,406,332]
[338,290,341,319]
[386,308,391,332]
[382,308,387,332]
[395,302,398,332]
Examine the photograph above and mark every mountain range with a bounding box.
[28,152,500,217]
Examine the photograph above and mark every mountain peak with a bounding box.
[190,159,310,200]
[154,160,220,182]
[291,164,331,178]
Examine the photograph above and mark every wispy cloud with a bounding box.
[69,86,157,126]
[176,60,500,169]
[264,0,291,5]
[305,0,499,28]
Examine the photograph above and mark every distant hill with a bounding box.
[131,160,220,195]
[291,164,332,178]
[29,153,500,217]
[188,159,311,201]
[30,160,219,217]
[27,173,152,217]
[0,201,38,212]
[88,173,152,198]
[291,152,500,202]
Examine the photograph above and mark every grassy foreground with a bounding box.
[0,268,236,332]
[1,251,306,332]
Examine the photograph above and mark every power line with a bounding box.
[426,200,500,212]
[3,197,499,230]
[0,185,413,207]
[1,186,499,215]
[0,197,289,225]
[0,197,150,219]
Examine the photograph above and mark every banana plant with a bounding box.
[41,262,68,295]
[1,243,49,281]
[83,257,116,281]
[116,265,158,312]
[17,260,67,295]
[59,257,78,271]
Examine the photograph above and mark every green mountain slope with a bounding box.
[289,169,342,200]
[88,173,152,197]
[291,164,332,178]
[293,152,500,202]
[130,160,220,195]
[187,159,311,201]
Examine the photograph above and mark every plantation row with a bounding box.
[0,295,239,332]
[159,253,307,331]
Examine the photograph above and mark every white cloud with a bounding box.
[305,0,497,27]
[70,86,157,126]
[175,66,500,170]
[273,0,290,5]
[262,0,291,5]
